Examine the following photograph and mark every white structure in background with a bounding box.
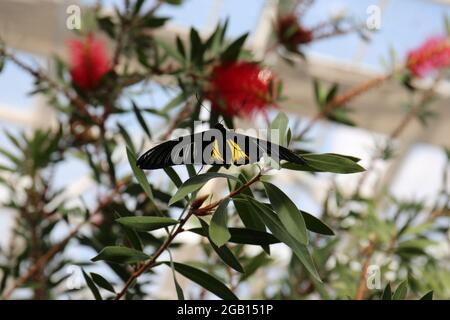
[0,0,449,299]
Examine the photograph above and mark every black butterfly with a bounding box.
[136,123,306,170]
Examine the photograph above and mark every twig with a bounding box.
[0,47,88,112]
[1,177,130,300]
[114,172,263,300]
[298,73,392,140]
[355,235,375,300]
[354,72,443,196]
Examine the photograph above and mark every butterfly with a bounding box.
[136,123,306,170]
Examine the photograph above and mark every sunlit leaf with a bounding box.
[92,246,149,264]
[116,216,178,232]
[209,199,231,247]
[263,182,308,245]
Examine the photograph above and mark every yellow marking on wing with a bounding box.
[227,140,249,162]
[211,140,224,162]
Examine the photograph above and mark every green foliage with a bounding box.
[0,1,447,302]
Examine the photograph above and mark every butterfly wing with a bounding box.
[136,130,225,169]
[224,131,306,166]
[136,138,182,169]
[136,126,306,170]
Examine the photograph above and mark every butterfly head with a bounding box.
[213,123,226,132]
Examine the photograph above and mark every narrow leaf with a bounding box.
[199,219,244,273]
[392,280,408,300]
[91,246,149,264]
[127,147,154,200]
[116,216,178,232]
[420,291,433,300]
[221,33,248,62]
[90,272,115,293]
[163,262,238,300]
[169,173,237,205]
[209,199,231,247]
[82,269,102,300]
[132,101,152,139]
[248,198,321,282]
[189,227,280,246]
[263,182,308,245]
[382,283,392,300]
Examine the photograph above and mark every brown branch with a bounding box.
[354,72,443,196]
[114,172,263,300]
[195,171,263,215]
[298,73,392,139]
[355,235,375,300]
[1,177,130,300]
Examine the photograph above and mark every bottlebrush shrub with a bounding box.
[206,61,279,117]
[69,34,111,91]
[0,1,448,301]
[275,14,314,52]
[406,36,450,78]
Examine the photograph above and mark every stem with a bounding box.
[355,236,375,300]
[114,210,193,300]
[1,177,129,300]
[114,171,263,300]
[354,72,443,196]
[298,74,392,140]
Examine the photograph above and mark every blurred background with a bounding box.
[0,0,449,299]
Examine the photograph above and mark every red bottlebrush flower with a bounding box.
[275,14,313,51]
[207,62,278,117]
[406,36,450,78]
[68,34,111,90]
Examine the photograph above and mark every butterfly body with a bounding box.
[136,123,306,170]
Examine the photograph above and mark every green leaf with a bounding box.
[381,283,392,300]
[302,211,334,236]
[133,0,145,16]
[392,280,408,300]
[168,250,184,300]
[0,55,4,73]
[263,182,308,245]
[141,16,169,28]
[221,33,248,62]
[114,210,143,251]
[90,272,116,293]
[164,167,183,188]
[155,39,184,63]
[283,153,365,173]
[127,147,154,200]
[169,172,237,205]
[132,101,152,139]
[175,35,186,58]
[162,262,238,300]
[209,199,231,247]
[248,198,321,282]
[313,79,326,106]
[189,227,280,246]
[92,246,149,264]
[82,269,102,300]
[232,178,269,252]
[189,28,204,67]
[161,91,187,113]
[240,252,271,282]
[325,83,339,103]
[199,219,244,273]
[117,123,135,154]
[420,291,433,300]
[116,216,178,232]
[269,112,289,147]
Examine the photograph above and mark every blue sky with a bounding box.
[2,0,450,110]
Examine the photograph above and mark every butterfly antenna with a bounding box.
[195,92,211,116]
